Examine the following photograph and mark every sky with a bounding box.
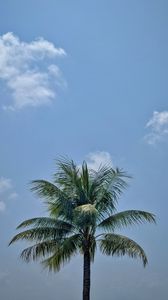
[0,0,168,299]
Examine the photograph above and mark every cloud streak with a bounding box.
[0,32,66,110]
[0,177,12,193]
[85,151,113,170]
[144,111,168,145]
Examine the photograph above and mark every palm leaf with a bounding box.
[90,167,129,214]
[42,234,81,271]
[55,158,89,206]
[54,157,80,191]
[81,161,90,198]
[17,217,74,231]
[20,240,59,262]
[98,210,156,231]
[99,233,148,266]
[31,180,77,219]
[31,180,64,200]
[9,227,69,245]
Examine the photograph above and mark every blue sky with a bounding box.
[0,1,168,299]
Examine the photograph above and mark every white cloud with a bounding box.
[144,111,168,145]
[0,201,6,212]
[0,177,17,212]
[0,177,12,193]
[85,151,113,171]
[0,32,66,110]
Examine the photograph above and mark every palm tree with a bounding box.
[9,158,155,300]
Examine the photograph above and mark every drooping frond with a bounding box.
[98,210,156,231]
[9,227,69,245]
[99,233,148,266]
[20,240,59,262]
[31,180,64,200]
[17,217,74,232]
[107,168,129,201]
[42,234,81,272]
[31,180,75,219]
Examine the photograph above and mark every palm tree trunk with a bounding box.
[83,250,91,300]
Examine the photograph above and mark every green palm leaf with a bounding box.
[98,210,156,231]
[17,217,74,231]
[9,227,69,244]
[81,161,90,198]
[20,240,59,262]
[31,179,64,200]
[55,158,89,206]
[31,180,77,219]
[99,233,148,266]
[42,234,81,272]
[90,167,129,214]
[54,157,81,195]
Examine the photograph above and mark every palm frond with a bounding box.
[31,179,77,219]
[9,227,69,245]
[89,165,114,198]
[98,210,156,231]
[81,161,90,198]
[17,217,74,231]
[54,157,80,189]
[55,158,89,206]
[42,234,81,272]
[20,240,58,262]
[31,180,64,200]
[90,167,129,214]
[99,233,148,266]
[94,189,116,217]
